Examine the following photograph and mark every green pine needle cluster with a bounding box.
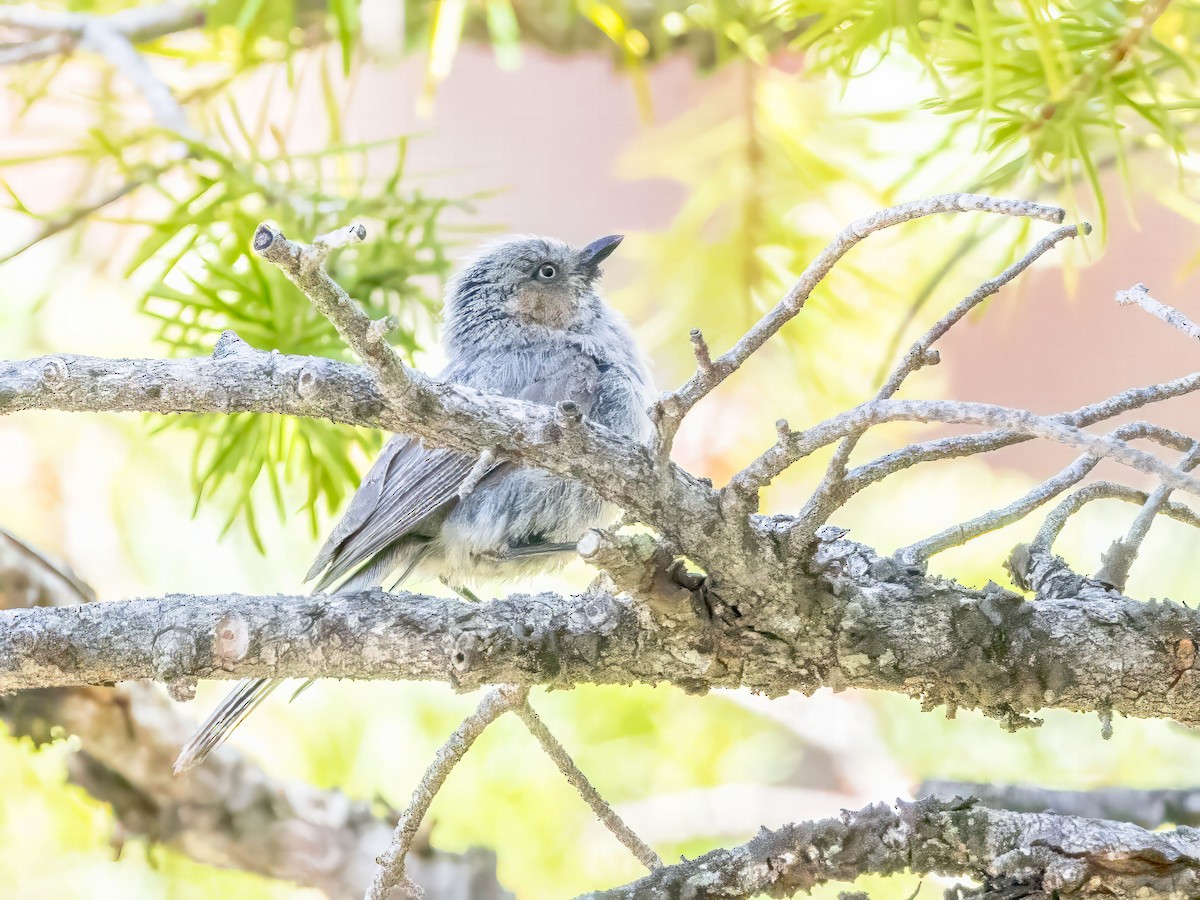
[132,132,461,549]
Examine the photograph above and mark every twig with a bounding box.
[895,421,1193,565]
[252,222,416,403]
[367,685,529,899]
[650,194,1065,460]
[725,397,1200,503]
[1094,442,1200,590]
[837,367,1200,498]
[1006,475,1200,600]
[782,222,1086,531]
[1116,282,1200,341]
[1032,481,1200,561]
[514,699,662,871]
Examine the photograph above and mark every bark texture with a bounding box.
[586,797,1200,899]
[5,535,1200,735]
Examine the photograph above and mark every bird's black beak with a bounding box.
[581,234,623,269]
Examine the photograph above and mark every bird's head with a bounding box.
[444,234,623,347]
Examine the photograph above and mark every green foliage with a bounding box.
[781,0,1197,234]
[130,130,459,546]
[1,48,466,545]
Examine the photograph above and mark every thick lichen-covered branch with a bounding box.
[584,796,1200,899]
[7,534,1200,736]
[921,779,1200,831]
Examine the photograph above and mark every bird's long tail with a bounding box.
[172,542,422,774]
[173,677,281,773]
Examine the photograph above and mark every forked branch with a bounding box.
[650,193,1066,460]
[367,685,529,899]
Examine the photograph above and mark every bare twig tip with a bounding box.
[252,224,275,253]
[689,328,712,370]
[366,316,398,345]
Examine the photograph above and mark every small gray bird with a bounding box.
[174,233,653,773]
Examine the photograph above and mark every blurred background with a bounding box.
[4,1,1200,897]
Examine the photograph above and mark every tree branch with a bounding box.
[921,779,1200,831]
[1095,442,1200,591]
[252,222,414,404]
[896,422,1200,566]
[0,528,510,900]
[8,532,1200,733]
[650,194,1066,461]
[368,685,528,899]
[583,796,1200,899]
[1005,480,1200,600]
[1115,282,1200,341]
[841,368,1200,496]
[513,698,662,872]
[0,341,738,591]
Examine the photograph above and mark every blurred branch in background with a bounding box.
[0,525,511,899]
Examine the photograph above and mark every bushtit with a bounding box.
[174,233,653,773]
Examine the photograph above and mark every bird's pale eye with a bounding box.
[535,263,558,282]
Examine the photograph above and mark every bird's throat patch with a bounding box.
[508,286,576,329]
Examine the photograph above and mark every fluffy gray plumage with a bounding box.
[174,233,654,773]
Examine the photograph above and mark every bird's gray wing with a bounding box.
[305,435,486,592]
[308,351,609,587]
